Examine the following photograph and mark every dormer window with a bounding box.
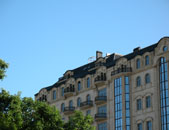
[163,46,168,52]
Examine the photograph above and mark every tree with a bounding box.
[0,59,8,80]
[21,97,64,130]
[0,89,23,130]
[64,111,95,130]
[0,89,64,130]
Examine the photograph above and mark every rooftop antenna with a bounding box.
[88,56,96,63]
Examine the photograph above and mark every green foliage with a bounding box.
[0,89,22,130]
[64,111,95,130]
[0,59,8,80]
[0,89,95,130]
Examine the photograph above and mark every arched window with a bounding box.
[87,78,90,88]
[61,103,65,112]
[136,76,141,87]
[87,94,91,101]
[145,74,150,84]
[163,46,168,52]
[145,55,149,65]
[69,100,73,107]
[78,81,81,91]
[136,59,141,69]
[77,97,81,107]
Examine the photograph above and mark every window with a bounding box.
[147,121,152,130]
[125,77,130,130]
[86,110,91,115]
[61,87,64,96]
[146,96,151,108]
[137,123,142,130]
[98,88,107,96]
[69,100,73,107]
[87,77,90,88]
[145,74,150,84]
[136,59,141,69]
[114,77,122,130]
[77,97,81,107]
[87,94,91,101]
[136,76,141,87]
[98,105,107,114]
[137,99,142,110]
[53,90,56,100]
[78,81,81,91]
[159,57,169,129]
[98,122,107,130]
[145,55,149,65]
[163,46,168,52]
[61,103,65,112]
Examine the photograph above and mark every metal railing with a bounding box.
[95,96,107,102]
[111,67,132,76]
[64,107,75,112]
[80,100,93,107]
[95,113,107,118]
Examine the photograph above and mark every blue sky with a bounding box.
[1,0,169,98]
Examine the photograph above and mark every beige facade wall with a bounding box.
[35,37,169,130]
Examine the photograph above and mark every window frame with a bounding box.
[136,59,141,69]
[137,99,142,111]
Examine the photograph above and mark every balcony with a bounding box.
[63,107,75,115]
[111,66,132,76]
[64,85,75,98]
[80,101,93,109]
[95,96,107,105]
[94,73,106,86]
[95,113,107,121]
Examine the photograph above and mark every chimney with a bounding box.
[96,51,103,59]
[133,47,141,52]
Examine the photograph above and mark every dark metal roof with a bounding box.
[35,37,169,96]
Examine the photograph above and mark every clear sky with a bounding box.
[1,0,169,98]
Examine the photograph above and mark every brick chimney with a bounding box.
[96,51,103,59]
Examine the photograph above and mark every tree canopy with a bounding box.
[0,89,95,130]
[0,59,8,80]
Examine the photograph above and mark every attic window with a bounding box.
[163,46,168,52]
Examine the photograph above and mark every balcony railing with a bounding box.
[64,85,75,98]
[111,67,132,76]
[80,101,93,109]
[95,96,107,104]
[95,113,107,121]
[64,107,75,114]
[94,73,106,86]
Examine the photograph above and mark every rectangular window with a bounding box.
[98,105,107,113]
[86,110,91,116]
[125,76,130,130]
[53,90,56,100]
[146,96,151,108]
[98,122,107,130]
[147,121,152,130]
[114,77,122,130]
[61,88,64,96]
[137,99,142,110]
[137,123,142,130]
[98,88,107,96]
[87,78,90,88]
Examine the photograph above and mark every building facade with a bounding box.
[35,37,169,130]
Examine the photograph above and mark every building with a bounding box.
[35,37,169,130]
